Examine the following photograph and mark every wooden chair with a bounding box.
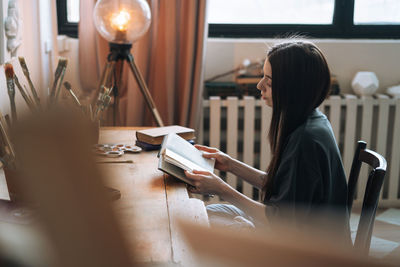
[347,141,387,254]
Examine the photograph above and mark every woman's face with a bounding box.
[257,58,273,107]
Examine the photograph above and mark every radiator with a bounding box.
[199,95,400,207]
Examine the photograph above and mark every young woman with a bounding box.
[184,39,349,233]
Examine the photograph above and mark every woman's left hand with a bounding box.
[184,170,226,195]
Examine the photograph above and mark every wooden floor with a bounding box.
[351,208,400,264]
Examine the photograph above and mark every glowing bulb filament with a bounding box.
[110,9,131,31]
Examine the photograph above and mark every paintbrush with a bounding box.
[97,95,112,121]
[4,114,11,129]
[98,62,111,92]
[0,110,16,164]
[92,62,115,108]
[55,58,68,100]
[93,86,108,119]
[14,72,36,111]
[103,95,112,109]
[49,57,68,103]
[4,63,17,122]
[92,61,115,117]
[95,94,111,120]
[18,57,41,106]
[63,81,82,108]
[105,85,114,97]
[4,63,34,111]
[89,104,94,121]
[0,125,7,158]
[24,85,36,105]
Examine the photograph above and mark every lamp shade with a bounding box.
[93,0,151,44]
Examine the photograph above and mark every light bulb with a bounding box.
[93,0,151,44]
[110,9,131,31]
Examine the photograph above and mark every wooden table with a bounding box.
[98,127,210,264]
[0,127,209,266]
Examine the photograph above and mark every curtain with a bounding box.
[79,0,208,129]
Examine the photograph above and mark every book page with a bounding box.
[158,154,194,186]
[164,149,208,172]
[163,133,215,172]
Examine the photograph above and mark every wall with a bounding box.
[0,0,58,116]
[204,38,400,95]
[10,32,400,113]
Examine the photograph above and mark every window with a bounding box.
[56,0,79,38]
[208,0,335,25]
[208,0,400,39]
[354,0,400,25]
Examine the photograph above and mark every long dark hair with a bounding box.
[262,40,331,201]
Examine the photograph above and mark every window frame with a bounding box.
[56,0,78,38]
[208,0,400,39]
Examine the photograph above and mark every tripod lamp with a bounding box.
[93,0,164,126]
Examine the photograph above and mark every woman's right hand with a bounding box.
[194,145,232,172]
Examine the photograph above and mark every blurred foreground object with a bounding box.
[0,221,55,266]
[352,71,379,96]
[9,109,134,267]
[178,219,394,267]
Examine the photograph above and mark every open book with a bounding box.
[158,133,215,186]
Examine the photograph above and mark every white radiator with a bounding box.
[199,95,400,207]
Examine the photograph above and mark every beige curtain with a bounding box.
[79,0,208,128]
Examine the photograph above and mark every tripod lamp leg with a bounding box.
[103,61,116,90]
[127,57,164,127]
[98,62,109,91]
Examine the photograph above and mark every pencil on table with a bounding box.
[96,160,133,164]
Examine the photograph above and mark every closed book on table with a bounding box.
[135,140,161,151]
[136,125,195,145]
[136,139,195,151]
[158,133,214,186]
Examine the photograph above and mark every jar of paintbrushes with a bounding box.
[9,56,111,144]
[2,62,26,202]
[1,56,114,203]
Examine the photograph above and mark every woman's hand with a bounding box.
[184,170,226,195]
[194,145,232,172]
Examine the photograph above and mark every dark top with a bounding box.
[264,109,350,240]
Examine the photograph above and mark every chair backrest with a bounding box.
[347,141,387,254]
